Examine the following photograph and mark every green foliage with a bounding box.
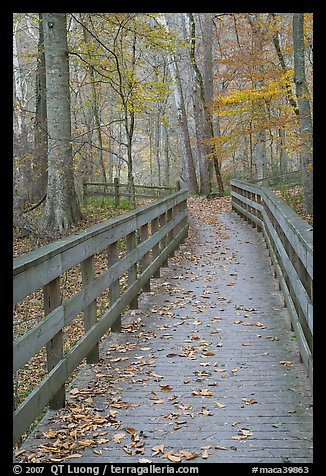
[83,196,133,211]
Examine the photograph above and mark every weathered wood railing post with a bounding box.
[108,241,121,331]
[151,216,160,278]
[114,177,120,208]
[80,256,99,364]
[160,212,168,267]
[140,223,151,292]
[166,207,174,258]
[43,278,65,409]
[127,231,138,309]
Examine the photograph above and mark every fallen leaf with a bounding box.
[152,444,165,455]
[114,432,126,444]
[192,389,214,397]
[215,445,228,450]
[125,427,137,436]
[214,401,226,409]
[139,459,152,463]
[165,451,182,462]
[93,450,102,455]
[70,388,80,395]
[179,449,199,460]
[279,360,293,366]
[201,449,209,459]
[160,384,172,392]
[232,428,252,440]
[242,398,258,405]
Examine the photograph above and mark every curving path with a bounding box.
[16,198,313,464]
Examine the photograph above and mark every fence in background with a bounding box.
[83,178,178,207]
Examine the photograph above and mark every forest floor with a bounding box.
[14,196,312,463]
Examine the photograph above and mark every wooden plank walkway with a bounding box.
[15,198,313,464]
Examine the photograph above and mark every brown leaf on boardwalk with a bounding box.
[242,398,257,405]
[279,360,293,366]
[125,427,137,436]
[214,401,226,409]
[179,449,199,460]
[164,451,181,462]
[215,445,228,450]
[152,444,164,455]
[192,389,214,397]
[201,449,210,459]
[113,432,126,444]
[160,384,172,392]
[232,428,252,440]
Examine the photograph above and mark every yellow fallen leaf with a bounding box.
[93,449,102,455]
[114,432,126,443]
[214,401,226,409]
[125,427,137,436]
[152,444,165,455]
[202,449,209,459]
[179,449,199,460]
[70,388,80,395]
[215,445,228,450]
[167,453,181,462]
[279,360,293,366]
[242,398,257,405]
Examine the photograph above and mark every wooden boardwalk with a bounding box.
[16,198,313,464]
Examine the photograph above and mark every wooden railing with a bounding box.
[230,179,313,383]
[13,186,189,444]
[83,178,177,207]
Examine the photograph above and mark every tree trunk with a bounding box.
[82,18,107,182]
[163,15,199,194]
[293,13,313,215]
[43,13,82,232]
[32,13,48,202]
[163,123,170,186]
[193,84,210,194]
[188,13,224,194]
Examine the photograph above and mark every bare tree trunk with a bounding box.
[246,14,268,183]
[193,83,210,194]
[163,15,199,194]
[188,13,224,194]
[82,17,107,182]
[43,13,82,232]
[163,123,170,186]
[32,13,48,202]
[293,13,313,215]
[154,113,162,186]
[172,58,199,194]
[13,18,32,200]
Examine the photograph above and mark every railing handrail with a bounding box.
[230,179,313,383]
[13,187,189,443]
[13,190,187,302]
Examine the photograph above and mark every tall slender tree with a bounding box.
[293,13,313,215]
[43,13,82,231]
[32,13,48,202]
